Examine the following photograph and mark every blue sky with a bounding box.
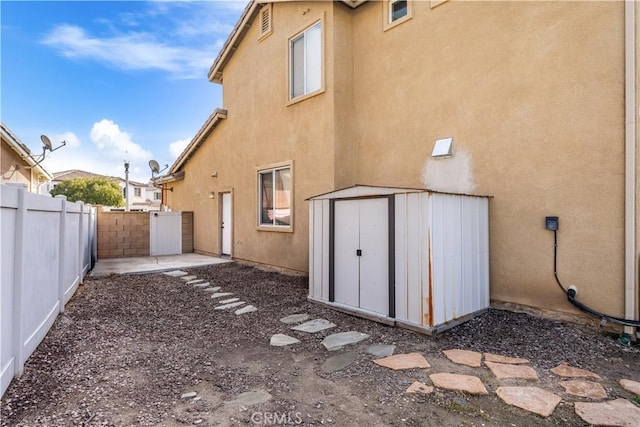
[1,0,247,182]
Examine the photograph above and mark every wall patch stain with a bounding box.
[422,147,476,194]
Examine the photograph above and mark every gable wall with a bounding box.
[350,1,625,315]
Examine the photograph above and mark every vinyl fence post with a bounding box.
[12,187,26,377]
[78,202,85,284]
[56,195,67,314]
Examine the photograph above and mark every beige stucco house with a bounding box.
[1,123,53,193]
[164,0,639,331]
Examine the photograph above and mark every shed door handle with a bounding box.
[356,249,362,256]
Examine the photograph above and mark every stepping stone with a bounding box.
[181,391,197,399]
[322,331,370,351]
[194,283,213,288]
[164,270,189,277]
[429,373,488,395]
[181,275,197,281]
[321,352,358,373]
[496,387,561,417]
[559,380,607,399]
[280,313,310,324]
[406,381,434,395]
[226,390,272,407]
[219,297,240,304]
[235,305,257,315]
[620,378,640,395]
[203,287,222,292]
[443,349,482,367]
[291,319,336,333]
[215,301,245,310]
[550,363,600,379]
[211,292,234,298]
[366,344,396,358]
[484,353,529,365]
[373,353,430,370]
[485,361,538,380]
[270,334,300,347]
[575,398,640,427]
[186,279,204,285]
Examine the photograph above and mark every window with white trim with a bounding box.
[258,165,292,227]
[383,0,413,30]
[134,187,141,197]
[289,21,322,100]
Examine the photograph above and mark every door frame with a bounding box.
[219,190,233,256]
[328,195,395,317]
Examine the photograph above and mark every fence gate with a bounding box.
[150,212,182,256]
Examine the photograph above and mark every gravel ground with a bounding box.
[1,262,638,426]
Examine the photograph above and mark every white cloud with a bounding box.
[51,131,81,148]
[169,138,190,160]
[42,24,215,79]
[90,119,152,164]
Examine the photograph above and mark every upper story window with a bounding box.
[258,162,293,230]
[384,0,413,31]
[289,21,322,102]
[134,188,142,197]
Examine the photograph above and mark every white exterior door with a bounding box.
[221,193,232,256]
[150,212,182,256]
[333,198,389,315]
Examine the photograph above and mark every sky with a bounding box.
[1,0,248,183]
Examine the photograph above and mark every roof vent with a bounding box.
[258,4,272,41]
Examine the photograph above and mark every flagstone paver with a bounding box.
[620,379,640,395]
[203,287,222,292]
[322,331,370,351]
[270,334,301,347]
[550,363,600,379]
[406,381,434,394]
[280,313,310,324]
[235,305,257,315]
[496,387,561,417]
[373,353,431,370]
[321,352,358,373]
[214,301,245,310]
[559,380,607,399]
[291,319,336,333]
[443,349,482,367]
[575,398,640,427]
[226,390,272,407]
[429,373,488,395]
[180,276,197,281]
[484,353,529,364]
[163,270,188,277]
[211,292,234,298]
[485,361,539,380]
[219,297,240,304]
[366,344,396,358]
[194,283,212,288]
[181,391,197,399]
[186,279,204,285]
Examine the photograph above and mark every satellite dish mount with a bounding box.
[148,160,168,178]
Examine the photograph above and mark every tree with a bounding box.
[50,177,124,207]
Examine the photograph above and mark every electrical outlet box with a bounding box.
[545,216,559,231]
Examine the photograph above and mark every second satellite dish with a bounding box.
[149,160,160,174]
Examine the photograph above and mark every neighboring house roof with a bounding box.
[53,169,152,188]
[1,122,53,180]
[208,0,364,83]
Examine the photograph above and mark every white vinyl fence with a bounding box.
[1,184,96,397]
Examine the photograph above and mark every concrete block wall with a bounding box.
[97,210,150,258]
[182,211,193,253]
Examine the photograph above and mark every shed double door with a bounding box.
[333,197,390,315]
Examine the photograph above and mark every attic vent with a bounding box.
[258,4,272,41]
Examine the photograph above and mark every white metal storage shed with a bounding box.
[308,185,490,335]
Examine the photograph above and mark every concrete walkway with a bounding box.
[90,253,232,276]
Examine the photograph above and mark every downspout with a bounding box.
[624,0,638,337]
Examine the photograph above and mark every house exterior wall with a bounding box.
[1,140,31,188]
[350,0,625,315]
[170,1,632,318]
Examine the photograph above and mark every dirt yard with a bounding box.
[1,262,639,426]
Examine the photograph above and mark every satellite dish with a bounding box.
[149,160,160,174]
[41,135,52,151]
